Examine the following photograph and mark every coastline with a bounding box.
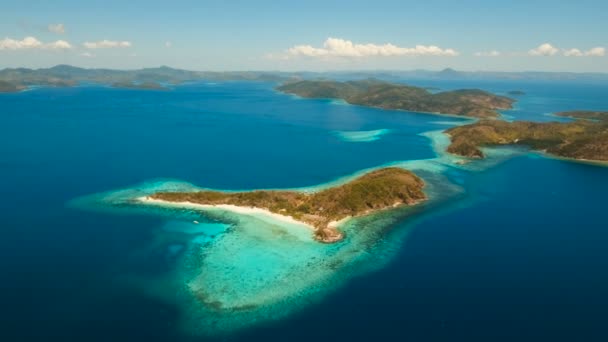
[277,89,511,121]
[531,151,608,168]
[136,196,319,231]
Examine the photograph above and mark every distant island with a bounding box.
[554,110,608,121]
[140,167,426,243]
[3,65,608,94]
[508,90,526,96]
[445,116,608,161]
[0,65,291,92]
[277,79,514,118]
[0,65,608,94]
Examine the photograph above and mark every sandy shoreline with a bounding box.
[136,196,317,230]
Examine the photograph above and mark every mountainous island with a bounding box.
[3,65,608,93]
[4,65,606,162]
[277,79,514,118]
[143,167,426,243]
[446,112,608,161]
[0,65,289,92]
[275,79,607,163]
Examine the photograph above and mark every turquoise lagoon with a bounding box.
[2,80,608,341]
[69,126,472,334]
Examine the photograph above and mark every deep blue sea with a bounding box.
[1,80,607,341]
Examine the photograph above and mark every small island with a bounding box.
[141,167,426,243]
[508,90,526,96]
[445,119,608,161]
[277,79,514,118]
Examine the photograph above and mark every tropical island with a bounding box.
[275,79,608,163]
[277,79,515,118]
[5,65,606,162]
[445,116,608,161]
[140,167,426,243]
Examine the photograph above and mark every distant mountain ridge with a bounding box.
[1,65,607,93]
[0,65,291,91]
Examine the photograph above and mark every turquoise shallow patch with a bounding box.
[67,129,525,336]
[162,220,228,235]
[70,179,439,335]
[333,129,391,142]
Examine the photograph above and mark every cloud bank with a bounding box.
[0,36,72,50]
[286,37,459,58]
[83,40,132,49]
[563,47,605,57]
[529,43,604,57]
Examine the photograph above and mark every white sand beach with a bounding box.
[136,196,316,230]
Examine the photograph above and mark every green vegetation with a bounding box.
[554,111,608,122]
[150,167,426,243]
[446,119,608,161]
[277,79,514,118]
[0,80,22,93]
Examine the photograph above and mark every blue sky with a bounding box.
[1,0,607,72]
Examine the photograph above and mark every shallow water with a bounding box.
[68,127,469,334]
[333,128,391,142]
[1,79,608,341]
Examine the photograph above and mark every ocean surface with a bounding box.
[1,79,607,341]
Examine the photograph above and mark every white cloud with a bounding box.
[285,37,459,58]
[563,48,583,57]
[0,36,42,50]
[80,52,95,58]
[529,43,559,56]
[582,47,605,57]
[564,47,606,57]
[48,23,66,34]
[531,43,605,57]
[165,41,172,48]
[46,40,72,49]
[474,50,500,57]
[83,40,132,49]
[0,36,71,50]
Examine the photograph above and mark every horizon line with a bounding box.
[2,64,608,75]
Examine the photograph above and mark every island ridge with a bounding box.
[445,117,608,161]
[144,167,426,243]
[277,79,514,118]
